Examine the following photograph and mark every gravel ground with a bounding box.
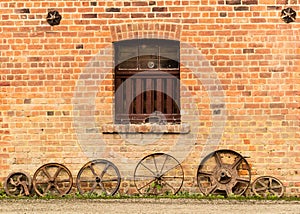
[0,198,300,214]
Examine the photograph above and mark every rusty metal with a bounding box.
[32,163,73,197]
[76,159,121,196]
[4,171,32,197]
[197,149,251,196]
[252,176,284,198]
[134,153,184,196]
[46,10,62,26]
[281,7,296,23]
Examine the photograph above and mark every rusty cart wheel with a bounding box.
[134,153,184,196]
[252,176,284,198]
[76,159,121,196]
[4,171,32,197]
[33,163,73,197]
[197,149,251,196]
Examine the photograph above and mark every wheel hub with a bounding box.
[156,174,162,180]
[95,177,101,183]
[49,178,55,187]
[217,168,232,184]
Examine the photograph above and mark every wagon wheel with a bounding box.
[33,163,73,197]
[134,153,184,196]
[252,176,284,198]
[197,149,251,197]
[4,171,32,197]
[76,159,121,196]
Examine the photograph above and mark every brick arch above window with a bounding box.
[109,22,182,42]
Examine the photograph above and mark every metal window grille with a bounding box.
[114,39,180,124]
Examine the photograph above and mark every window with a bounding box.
[114,39,180,124]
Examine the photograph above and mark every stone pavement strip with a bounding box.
[0,198,300,214]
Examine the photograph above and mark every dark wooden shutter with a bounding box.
[114,39,180,124]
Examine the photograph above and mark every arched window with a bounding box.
[114,39,180,124]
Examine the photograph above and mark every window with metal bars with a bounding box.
[114,39,180,124]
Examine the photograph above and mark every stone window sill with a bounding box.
[102,123,190,134]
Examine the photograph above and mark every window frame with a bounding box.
[114,39,181,124]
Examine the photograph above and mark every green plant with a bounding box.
[0,188,7,199]
[0,188,300,202]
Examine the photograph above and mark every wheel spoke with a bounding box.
[269,189,280,196]
[35,180,50,185]
[135,175,156,178]
[55,178,73,183]
[100,163,110,179]
[89,164,99,177]
[137,178,156,192]
[198,171,214,177]
[79,179,96,183]
[271,185,283,189]
[152,155,159,174]
[43,183,52,194]
[258,180,268,188]
[98,182,107,193]
[214,152,222,167]
[269,177,273,187]
[101,178,119,182]
[231,156,243,169]
[90,182,98,193]
[54,184,64,195]
[226,186,233,195]
[161,179,176,193]
[236,177,250,184]
[255,187,267,192]
[207,184,218,195]
[42,168,52,180]
[53,167,63,179]
[161,176,183,179]
[160,155,169,174]
[140,162,156,176]
[160,163,180,176]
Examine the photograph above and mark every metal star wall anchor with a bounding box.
[281,8,296,23]
[46,10,62,26]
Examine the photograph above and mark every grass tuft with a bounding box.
[0,188,299,202]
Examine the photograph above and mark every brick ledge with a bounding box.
[102,123,190,134]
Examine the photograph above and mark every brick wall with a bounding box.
[0,0,299,196]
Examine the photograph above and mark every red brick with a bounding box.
[0,0,299,197]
